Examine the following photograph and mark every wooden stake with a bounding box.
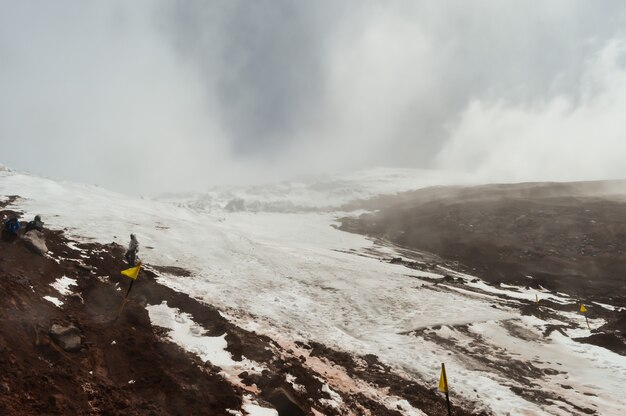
[115,280,135,320]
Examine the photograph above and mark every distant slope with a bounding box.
[340,180,626,303]
[157,167,472,212]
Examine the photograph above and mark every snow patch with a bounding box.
[146,301,266,384]
[50,276,78,296]
[316,377,343,409]
[592,301,617,311]
[242,395,278,416]
[147,301,235,367]
[65,241,84,252]
[285,373,306,393]
[43,296,63,307]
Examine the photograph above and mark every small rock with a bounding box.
[49,324,81,352]
[76,263,94,271]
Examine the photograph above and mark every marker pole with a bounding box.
[440,363,452,416]
[115,280,135,320]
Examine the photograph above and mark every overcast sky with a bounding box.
[1,1,626,194]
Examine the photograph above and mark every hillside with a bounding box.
[2,167,626,415]
[0,196,461,415]
[338,181,626,304]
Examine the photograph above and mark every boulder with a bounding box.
[23,230,48,256]
[49,324,81,352]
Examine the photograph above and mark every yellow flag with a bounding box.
[580,304,587,313]
[438,363,449,393]
[121,263,142,280]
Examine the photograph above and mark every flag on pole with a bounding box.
[579,304,591,329]
[438,363,449,393]
[121,263,141,280]
[116,263,142,320]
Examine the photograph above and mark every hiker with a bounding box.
[1,216,20,242]
[125,234,139,266]
[25,215,44,233]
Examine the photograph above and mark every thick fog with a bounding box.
[1,1,625,194]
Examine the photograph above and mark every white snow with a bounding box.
[3,167,626,415]
[242,395,278,416]
[65,241,84,252]
[285,374,306,393]
[43,296,63,307]
[593,301,617,311]
[50,276,78,296]
[157,167,475,213]
[319,381,343,409]
[146,301,265,383]
[147,301,236,368]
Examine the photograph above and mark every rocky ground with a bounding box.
[339,180,626,356]
[0,196,470,416]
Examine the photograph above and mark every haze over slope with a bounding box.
[340,180,626,303]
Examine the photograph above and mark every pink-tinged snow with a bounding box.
[2,168,626,415]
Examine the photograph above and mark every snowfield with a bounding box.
[156,167,475,212]
[2,167,626,415]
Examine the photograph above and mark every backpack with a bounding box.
[4,218,20,234]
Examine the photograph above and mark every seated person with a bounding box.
[25,215,44,233]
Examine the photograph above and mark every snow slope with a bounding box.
[2,168,625,415]
[156,167,474,212]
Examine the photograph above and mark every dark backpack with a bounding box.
[4,218,20,235]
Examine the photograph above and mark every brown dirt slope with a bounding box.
[339,180,626,306]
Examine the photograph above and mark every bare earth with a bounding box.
[339,180,626,355]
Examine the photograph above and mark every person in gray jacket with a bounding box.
[125,234,139,266]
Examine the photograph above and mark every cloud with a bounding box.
[437,40,626,183]
[1,1,626,193]
[0,1,237,194]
